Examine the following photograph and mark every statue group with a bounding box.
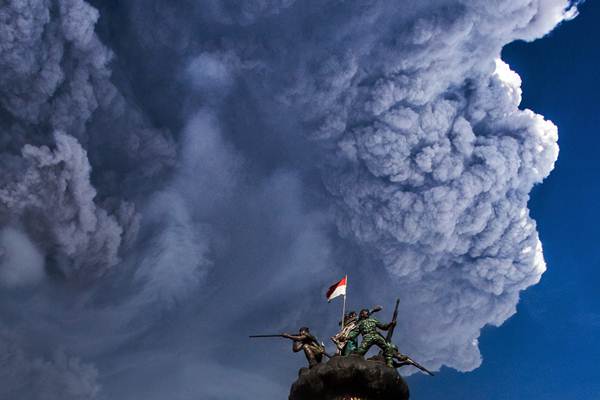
[250,299,433,376]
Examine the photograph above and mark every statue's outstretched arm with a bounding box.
[282,333,304,341]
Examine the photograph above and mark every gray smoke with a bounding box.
[1,132,123,279]
[0,0,578,398]
[0,332,99,400]
[0,227,44,288]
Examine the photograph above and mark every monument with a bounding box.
[250,277,433,399]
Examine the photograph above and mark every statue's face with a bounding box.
[359,310,369,319]
[348,312,357,319]
[300,328,309,335]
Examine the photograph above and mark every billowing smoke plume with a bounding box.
[0,0,577,398]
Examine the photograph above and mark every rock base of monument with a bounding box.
[289,355,409,400]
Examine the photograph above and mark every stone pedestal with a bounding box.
[289,355,409,400]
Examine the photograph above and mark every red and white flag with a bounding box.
[326,276,347,302]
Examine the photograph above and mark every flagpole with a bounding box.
[341,275,347,328]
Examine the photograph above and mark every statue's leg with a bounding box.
[313,346,324,364]
[372,336,394,367]
[384,343,396,368]
[343,340,357,356]
[354,336,375,356]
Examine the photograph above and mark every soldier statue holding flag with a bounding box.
[331,306,383,355]
[326,275,395,364]
[331,311,358,355]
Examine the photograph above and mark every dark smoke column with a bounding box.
[289,355,409,400]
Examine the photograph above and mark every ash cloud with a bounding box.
[0,332,99,400]
[0,227,44,288]
[0,0,577,399]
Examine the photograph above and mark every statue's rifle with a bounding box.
[379,298,435,376]
[385,298,400,343]
[377,298,399,358]
[249,334,285,338]
[249,334,333,358]
[395,354,435,376]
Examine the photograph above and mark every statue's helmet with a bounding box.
[299,327,310,334]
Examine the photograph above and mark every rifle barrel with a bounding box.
[248,334,284,338]
[385,298,400,343]
[406,357,435,376]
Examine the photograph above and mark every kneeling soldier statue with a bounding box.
[249,327,327,368]
[282,327,326,368]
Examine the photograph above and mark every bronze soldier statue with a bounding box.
[250,327,327,368]
[282,327,326,368]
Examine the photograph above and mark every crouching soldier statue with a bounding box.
[249,327,327,368]
[282,327,327,368]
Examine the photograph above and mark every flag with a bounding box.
[326,276,347,302]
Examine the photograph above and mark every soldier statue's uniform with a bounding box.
[349,308,396,367]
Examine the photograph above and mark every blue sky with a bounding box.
[411,2,600,398]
